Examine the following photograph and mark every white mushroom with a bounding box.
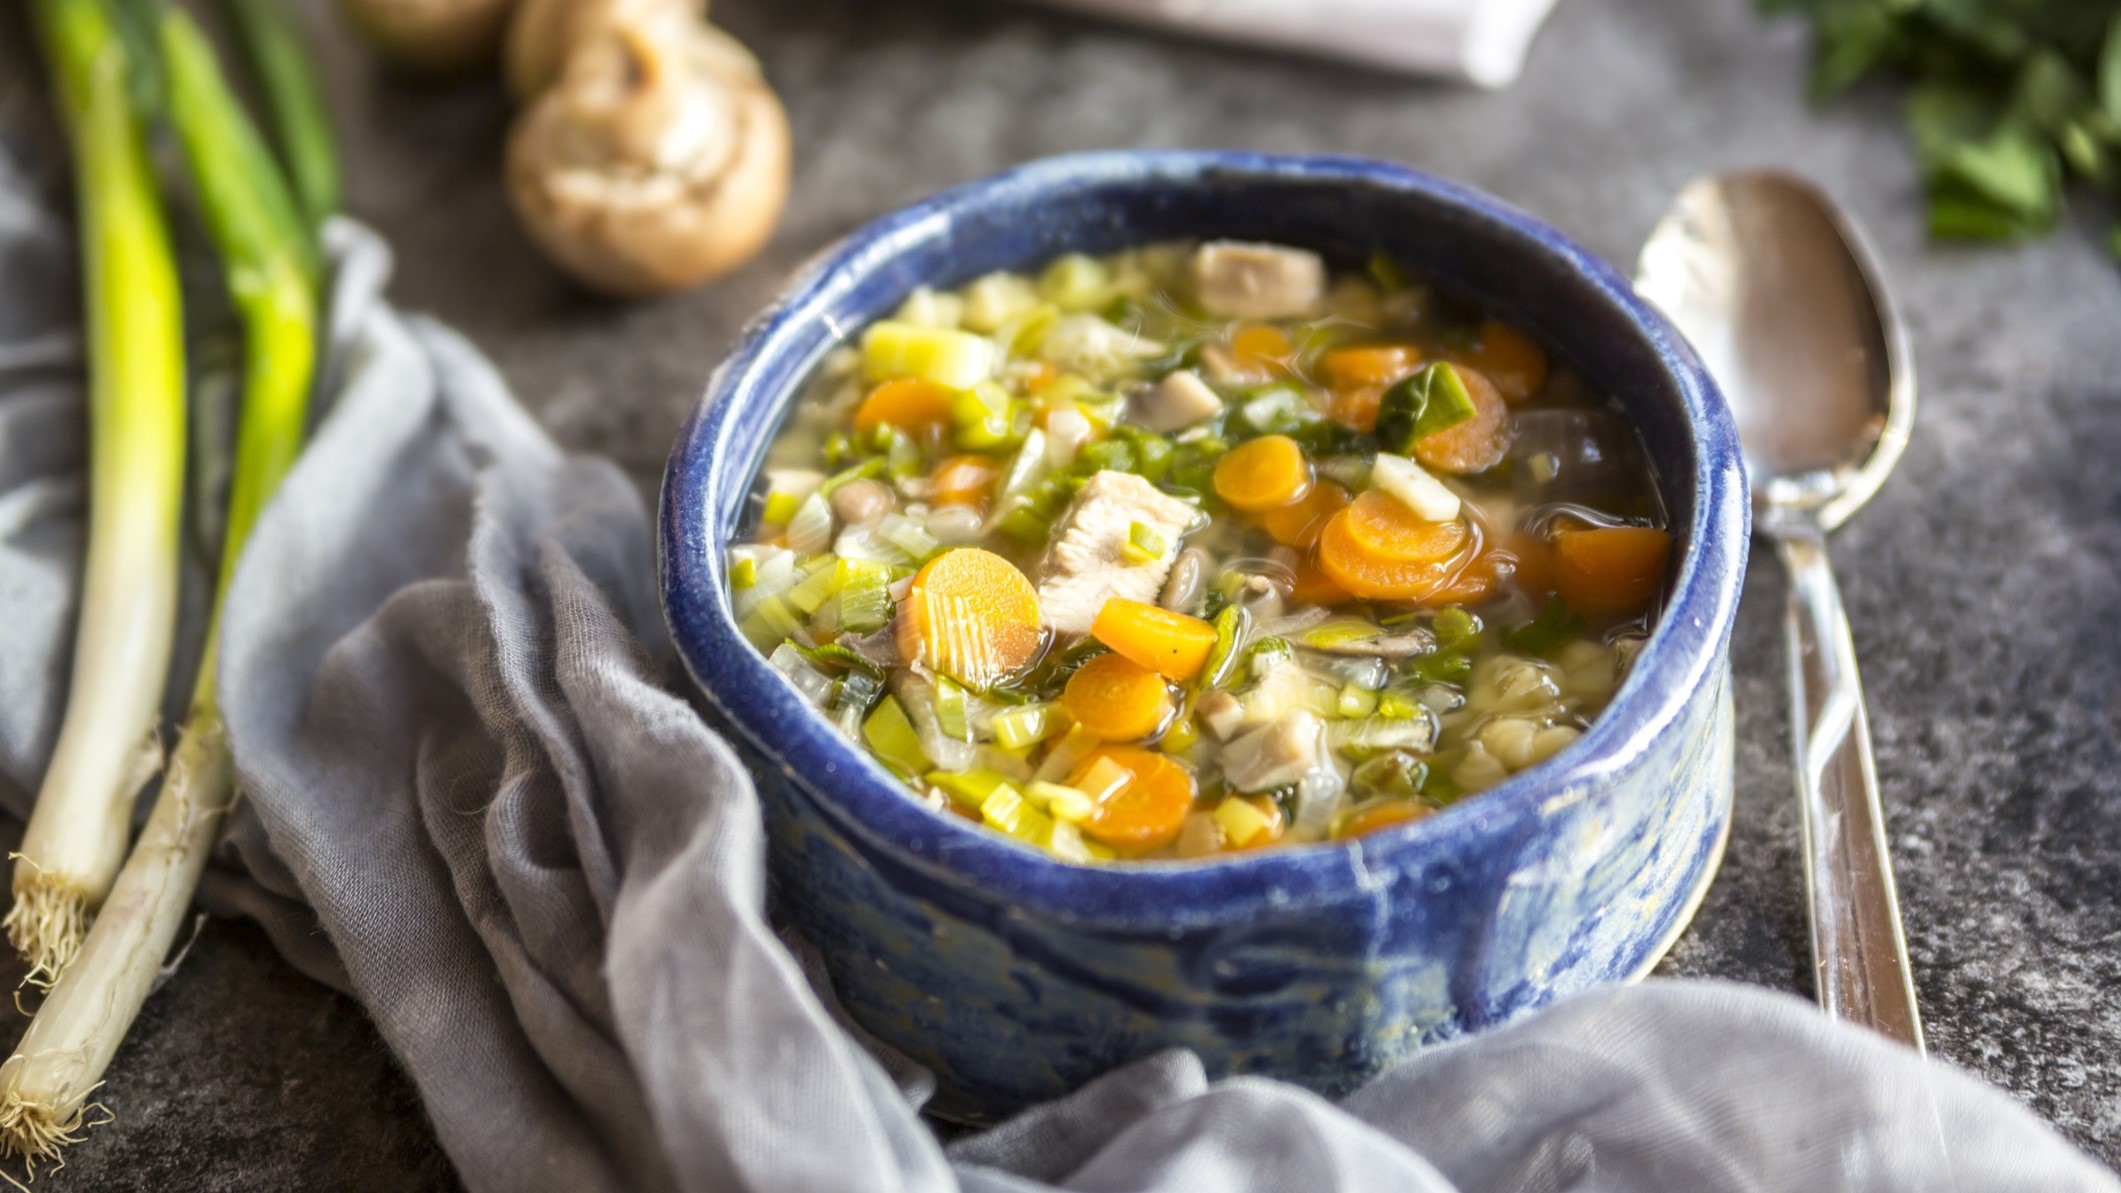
[506,0,699,99]
[1129,369,1224,433]
[505,11,790,296]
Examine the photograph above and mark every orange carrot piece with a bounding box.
[1506,530,1555,599]
[1071,746,1197,852]
[1327,385,1385,433]
[854,377,957,434]
[1454,321,1548,404]
[930,454,1000,508]
[1289,553,1355,607]
[1091,598,1219,683]
[1063,652,1176,741]
[1336,798,1434,840]
[1212,434,1314,512]
[1553,527,1672,615]
[1317,493,1473,602]
[1413,366,1510,475]
[1258,481,1350,550]
[1230,324,1293,373]
[896,548,1045,688]
[1322,344,1421,390]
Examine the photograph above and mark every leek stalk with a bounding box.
[0,4,321,1162]
[219,0,340,226]
[6,0,188,989]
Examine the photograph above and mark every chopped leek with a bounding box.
[1024,780,1094,823]
[1350,752,1428,803]
[1046,819,1094,863]
[784,556,841,615]
[1037,252,1111,312]
[1299,620,1380,650]
[761,490,802,526]
[992,702,1062,751]
[862,320,995,389]
[934,677,971,741]
[959,271,1040,332]
[729,555,759,589]
[818,456,886,496]
[953,381,1021,450]
[1196,605,1248,690]
[1433,608,1482,650]
[863,697,929,777]
[926,768,1010,811]
[1123,520,1167,565]
[1336,685,1379,719]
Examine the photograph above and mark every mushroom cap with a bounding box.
[505,0,704,101]
[505,15,789,297]
[337,0,517,76]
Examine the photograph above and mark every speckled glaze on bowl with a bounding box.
[661,151,1748,1122]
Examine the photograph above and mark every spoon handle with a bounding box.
[1776,530,1925,1051]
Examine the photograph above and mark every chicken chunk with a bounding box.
[1036,470,1199,635]
[1129,369,1224,432]
[1221,710,1323,793]
[1191,241,1326,321]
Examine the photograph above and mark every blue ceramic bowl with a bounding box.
[661,151,1748,1122]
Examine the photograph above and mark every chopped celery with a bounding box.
[885,427,924,479]
[1329,716,1435,759]
[992,702,1062,751]
[953,381,1022,450]
[1196,605,1249,690]
[1077,439,1136,475]
[979,783,1052,844]
[1376,688,1422,720]
[863,696,930,777]
[784,489,835,554]
[1123,521,1167,565]
[1024,780,1095,823]
[1376,363,1477,455]
[836,573,894,634]
[994,303,1060,360]
[881,515,940,563]
[784,558,841,615]
[1108,424,1174,480]
[1350,752,1428,802]
[926,768,1010,810]
[729,556,759,589]
[1214,797,1273,848]
[1240,387,1312,435]
[960,271,1041,333]
[761,490,802,526]
[997,427,1050,500]
[1504,596,1587,659]
[861,320,995,389]
[934,677,971,741]
[1337,685,1379,719]
[1037,253,1111,312]
[995,504,1056,545]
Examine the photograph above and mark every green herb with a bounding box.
[1764,0,2121,251]
[1504,596,1587,658]
[1375,363,1477,456]
[1367,248,1411,293]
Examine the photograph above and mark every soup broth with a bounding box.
[730,240,1669,861]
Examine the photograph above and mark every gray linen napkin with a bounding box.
[0,140,2115,1192]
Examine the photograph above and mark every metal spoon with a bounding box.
[1635,171,1923,1051]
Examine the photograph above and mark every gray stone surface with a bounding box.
[3,0,2118,1184]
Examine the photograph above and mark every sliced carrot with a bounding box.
[854,377,957,434]
[896,548,1045,688]
[1336,798,1434,840]
[1322,344,1421,390]
[1327,384,1385,433]
[1063,652,1175,741]
[1427,551,1499,606]
[1071,746,1198,852]
[930,454,1000,508]
[1506,530,1555,598]
[1091,598,1219,682]
[1230,324,1293,373]
[1213,434,1313,512]
[1289,553,1355,607]
[1553,526,1672,615]
[1316,492,1473,602]
[1412,366,1511,475]
[1258,480,1350,549]
[1453,321,1548,403]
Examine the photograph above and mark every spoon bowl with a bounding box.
[1637,170,1924,1050]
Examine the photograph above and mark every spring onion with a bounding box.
[219,0,338,227]
[1,1,322,1164]
[6,0,188,990]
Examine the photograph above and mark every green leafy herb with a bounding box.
[1375,363,1477,455]
[1503,596,1587,659]
[1767,0,2121,253]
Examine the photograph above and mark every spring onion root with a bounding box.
[0,3,323,1161]
[8,0,188,987]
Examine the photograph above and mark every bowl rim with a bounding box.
[659,149,1747,929]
